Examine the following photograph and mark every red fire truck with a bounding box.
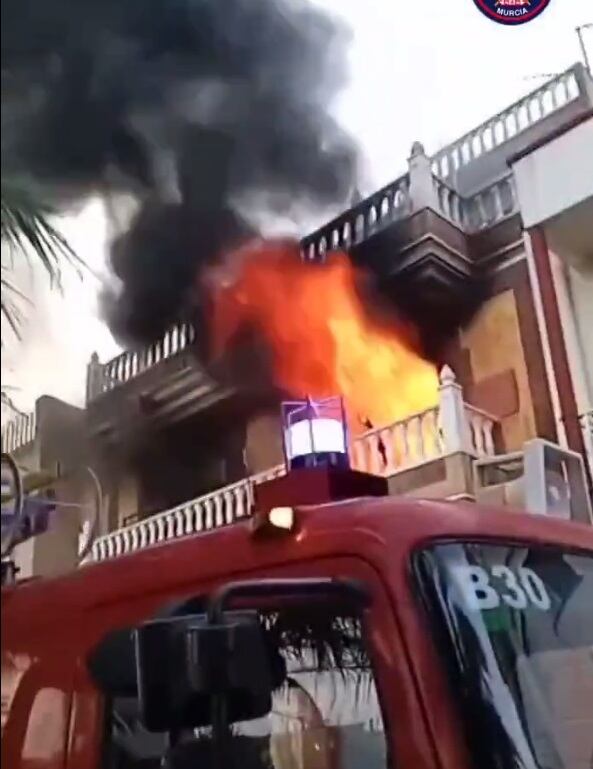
[2,455,593,769]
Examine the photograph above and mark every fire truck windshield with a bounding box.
[415,541,593,769]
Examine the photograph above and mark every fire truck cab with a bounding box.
[2,491,593,769]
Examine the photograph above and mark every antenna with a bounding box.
[576,24,593,75]
[522,24,592,83]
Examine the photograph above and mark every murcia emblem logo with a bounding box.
[473,0,551,25]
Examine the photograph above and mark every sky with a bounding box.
[1,0,592,418]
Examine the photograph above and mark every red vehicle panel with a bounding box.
[3,497,593,769]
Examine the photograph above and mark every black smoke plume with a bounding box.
[2,0,356,345]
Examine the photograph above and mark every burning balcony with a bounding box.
[89,366,500,561]
[85,64,592,438]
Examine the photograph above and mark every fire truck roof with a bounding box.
[3,497,592,628]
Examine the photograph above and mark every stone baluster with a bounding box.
[408,141,440,212]
[147,519,157,545]
[400,420,412,465]
[204,499,214,530]
[438,366,473,454]
[379,427,395,473]
[86,351,107,402]
[183,504,194,533]
[491,183,504,221]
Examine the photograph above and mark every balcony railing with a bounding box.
[301,173,411,261]
[86,322,198,401]
[90,465,285,562]
[430,64,589,183]
[434,171,519,231]
[89,366,498,562]
[1,409,37,454]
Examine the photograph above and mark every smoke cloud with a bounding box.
[2,0,357,344]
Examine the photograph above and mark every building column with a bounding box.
[528,227,589,468]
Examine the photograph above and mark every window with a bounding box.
[415,541,593,769]
[103,602,388,769]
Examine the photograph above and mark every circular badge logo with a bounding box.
[473,0,551,25]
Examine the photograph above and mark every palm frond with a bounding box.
[0,274,27,339]
[1,176,83,280]
[1,176,84,339]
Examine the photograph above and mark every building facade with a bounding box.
[3,63,592,576]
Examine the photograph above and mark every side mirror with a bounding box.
[135,610,274,731]
[88,626,138,697]
[88,577,367,736]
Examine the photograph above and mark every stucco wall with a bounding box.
[512,117,593,229]
[567,266,593,407]
[461,288,537,450]
[245,413,284,474]
[117,475,139,528]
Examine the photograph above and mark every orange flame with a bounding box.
[208,239,439,431]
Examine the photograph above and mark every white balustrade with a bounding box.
[352,406,442,475]
[465,404,497,457]
[433,171,518,231]
[90,464,286,562]
[89,366,501,563]
[465,174,518,230]
[433,177,466,227]
[87,321,197,401]
[431,65,585,182]
[301,174,411,262]
[1,409,37,454]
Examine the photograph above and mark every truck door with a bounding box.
[1,635,77,769]
[68,556,437,769]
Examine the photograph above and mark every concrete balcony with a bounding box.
[89,367,500,562]
[85,326,245,451]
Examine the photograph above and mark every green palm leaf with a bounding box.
[1,176,84,338]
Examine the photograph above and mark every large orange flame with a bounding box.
[208,239,439,431]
